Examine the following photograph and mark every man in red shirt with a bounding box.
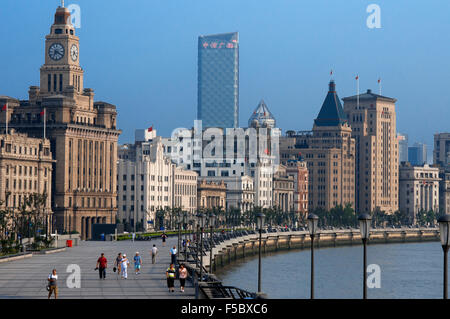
[96,253,108,280]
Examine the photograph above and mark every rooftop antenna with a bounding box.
[61,0,65,8]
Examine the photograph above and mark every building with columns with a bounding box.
[0,5,121,238]
[202,175,255,212]
[343,88,399,215]
[399,162,440,223]
[272,165,295,212]
[0,131,54,235]
[438,167,450,215]
[197,179,227,210]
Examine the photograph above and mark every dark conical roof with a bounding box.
[314,81,348,127]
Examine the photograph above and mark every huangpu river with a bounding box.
[215,241,444,298]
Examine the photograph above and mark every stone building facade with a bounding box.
[272,165,295,212]
[285,157,309,215]
[438,167,450,215]
[197,179,227,210]
[280,81,356,212]
[0,132,54,233]
[399,163,440,222]
[118,130,197,231]
[343,89,399,215]
[0,6,121,238]
[202,175,255,212]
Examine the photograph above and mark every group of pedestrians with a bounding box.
[46,234,190,298]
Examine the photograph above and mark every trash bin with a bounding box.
[66,240,72,247]
[100,233,105,241]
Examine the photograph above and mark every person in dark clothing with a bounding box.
[96,253,108,279]
[166,263,176,292]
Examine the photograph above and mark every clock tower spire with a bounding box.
[40,5,83,96]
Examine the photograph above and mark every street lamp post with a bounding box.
[208,212,216,274]
[358,213,372,299]
[183,212,188,261]
[196,212,206,281]
[307,213,319,299]
[256,212,265,294]
[177,214,181,261]
[438,214,450,299]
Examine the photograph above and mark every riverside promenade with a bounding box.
[0,236,194,299]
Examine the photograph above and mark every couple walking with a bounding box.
[113,252,143,279]
[166,263,188,293]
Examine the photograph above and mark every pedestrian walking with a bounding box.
[178,264,188,293]
[170,245,177,265]
[151,245,158,264]
[120,254,130,279]
[161,232,167,246]
[114,253,122,279]
[134,252,143,275]
[96,253,108,280]
[47,269,58,299]
[166,263,176,292]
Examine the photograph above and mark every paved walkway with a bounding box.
[0,236,195,299]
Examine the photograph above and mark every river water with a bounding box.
[215,241,445,299]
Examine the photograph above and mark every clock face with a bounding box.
[48,43,65,61]
[70,44,78,61]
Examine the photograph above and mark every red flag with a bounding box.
[148,126,153,132]
[40,109,45,116]
[355,75,359,80]
[264,148,269,155]
[330,70,333,76]
[1,104,6,111]
[378,78,381,83]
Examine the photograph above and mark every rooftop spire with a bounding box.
[314,81,347,127]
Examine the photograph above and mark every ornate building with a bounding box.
[0,5,121,238]
[272,165,295,212]
[0,131,54,235]
[399,162,440,222]
[343,88,399,215]
[280,81,356,211]
[197,179,227,210]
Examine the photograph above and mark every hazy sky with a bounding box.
[0,0,449,160]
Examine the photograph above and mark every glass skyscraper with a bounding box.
[197,32,239,128]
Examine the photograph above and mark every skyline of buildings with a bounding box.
[0,4,449,238]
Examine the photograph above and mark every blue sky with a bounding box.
[0,0,449,160]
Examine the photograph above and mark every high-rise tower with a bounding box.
[343,89,399,215]
[197,32,239,129]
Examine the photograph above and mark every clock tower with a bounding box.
[40,5,83,95]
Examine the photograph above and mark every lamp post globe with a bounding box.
[438,214,450,299]
[358,213,372,241]
[307,213,319,237]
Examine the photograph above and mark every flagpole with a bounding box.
[5,103,8,135]
[378,78,381,95]
[356,76,360,109]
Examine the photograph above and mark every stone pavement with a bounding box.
[0,236,195,299]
